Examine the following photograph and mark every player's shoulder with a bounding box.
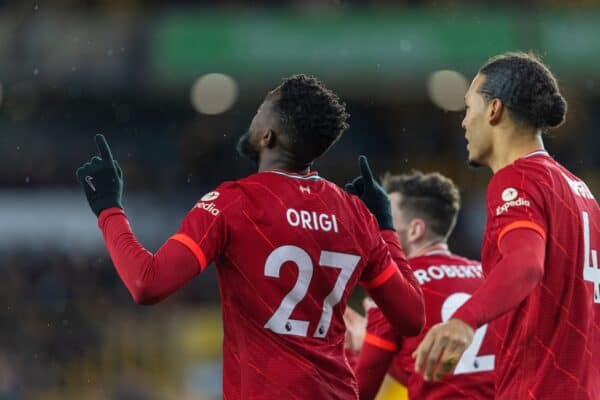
[193,180,244,216]
[490,162,536,189]
[409,252,480,269]
[495,152,594,204]
[488,154,553,201]
[445,253,481,267]
[215,173,275,197]
[202,180,242,199]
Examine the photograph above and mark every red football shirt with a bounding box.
[175,170,402,399]
[365,250,496,399]
[479,150,600,399]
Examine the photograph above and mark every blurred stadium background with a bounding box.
[1,0,599,398]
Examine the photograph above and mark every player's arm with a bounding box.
[452,168,548,329]
[76,135,221,304]
[414,228,545,381]
[452,227,545,329]
[354,306,399,400]
[361,232,425,337]
[97,208,202,304]
[379,229,423,324]
[414,168,547,382]
[347,156,425,337]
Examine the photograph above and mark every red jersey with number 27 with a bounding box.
[482,150,600,399]
[365,251,496,399]
[174,170,403,399]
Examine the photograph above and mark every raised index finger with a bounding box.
[95,134,114,162]
[358,155,374,185]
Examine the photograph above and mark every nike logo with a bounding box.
[85,176,96,192]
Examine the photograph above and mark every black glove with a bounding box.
[344,155,395,231]
[76,134,123,217]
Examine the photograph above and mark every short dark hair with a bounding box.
[383,171,461,240]
[478,52,567,130]
[274,74,350,164]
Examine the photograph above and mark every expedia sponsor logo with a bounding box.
[201,191,220,201]
[496,198,530,216]
[501,187,518,202]
[194,202,220,216]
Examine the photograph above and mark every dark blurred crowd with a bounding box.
[0,251,222,398]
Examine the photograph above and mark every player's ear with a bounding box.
[409,219,427,243]
[260,129,277,149]
[488,98,504,126]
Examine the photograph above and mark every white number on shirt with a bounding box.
[441,293,495,374]
[264,245,360,338]
[582,211,600,304]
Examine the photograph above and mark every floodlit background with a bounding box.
[1,1,599,398]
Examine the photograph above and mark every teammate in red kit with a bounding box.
[345,171,496,399]
[75,75,425,399]
[414,52,600,399]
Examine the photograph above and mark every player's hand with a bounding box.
[344,297,378,352]
[362,296,377,313]
[344,155,395,230]
[344,305,367,352]
[412,318,474,382]
[76,134,124,217]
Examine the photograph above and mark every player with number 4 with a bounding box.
[75,75,425,399]
[413,53,600,399]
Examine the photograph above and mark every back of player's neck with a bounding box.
[411,241,449,258]
[258,158,311,175]
[490,133,544,173]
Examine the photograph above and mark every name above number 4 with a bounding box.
[263,245,361,338]
[582,211,600,304]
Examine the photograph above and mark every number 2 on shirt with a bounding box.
[263,245,360,338]
[582,211,600,304]
[441,293,495,374]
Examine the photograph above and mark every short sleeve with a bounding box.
[364,307,398,352]
[169,182,241,271]
[359,211,397,289]
[487,166,548,247]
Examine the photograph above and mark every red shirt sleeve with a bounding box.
[486,165,548,247]
[354,307,399,400]
[358,211,399,287]
[453,228,546,329]
[98,208,200,304]
[358,206,417,294]
[379,229,420,295]
[355,344,395,400]
[172,182,241,270]
[364,307,398,352]
[362,228,425,337]
[452,166,549,329]
[97,183,240,305]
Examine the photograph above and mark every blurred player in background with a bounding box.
[75,74,425,399]
[345,171,495,399]
[414,52,600,399]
